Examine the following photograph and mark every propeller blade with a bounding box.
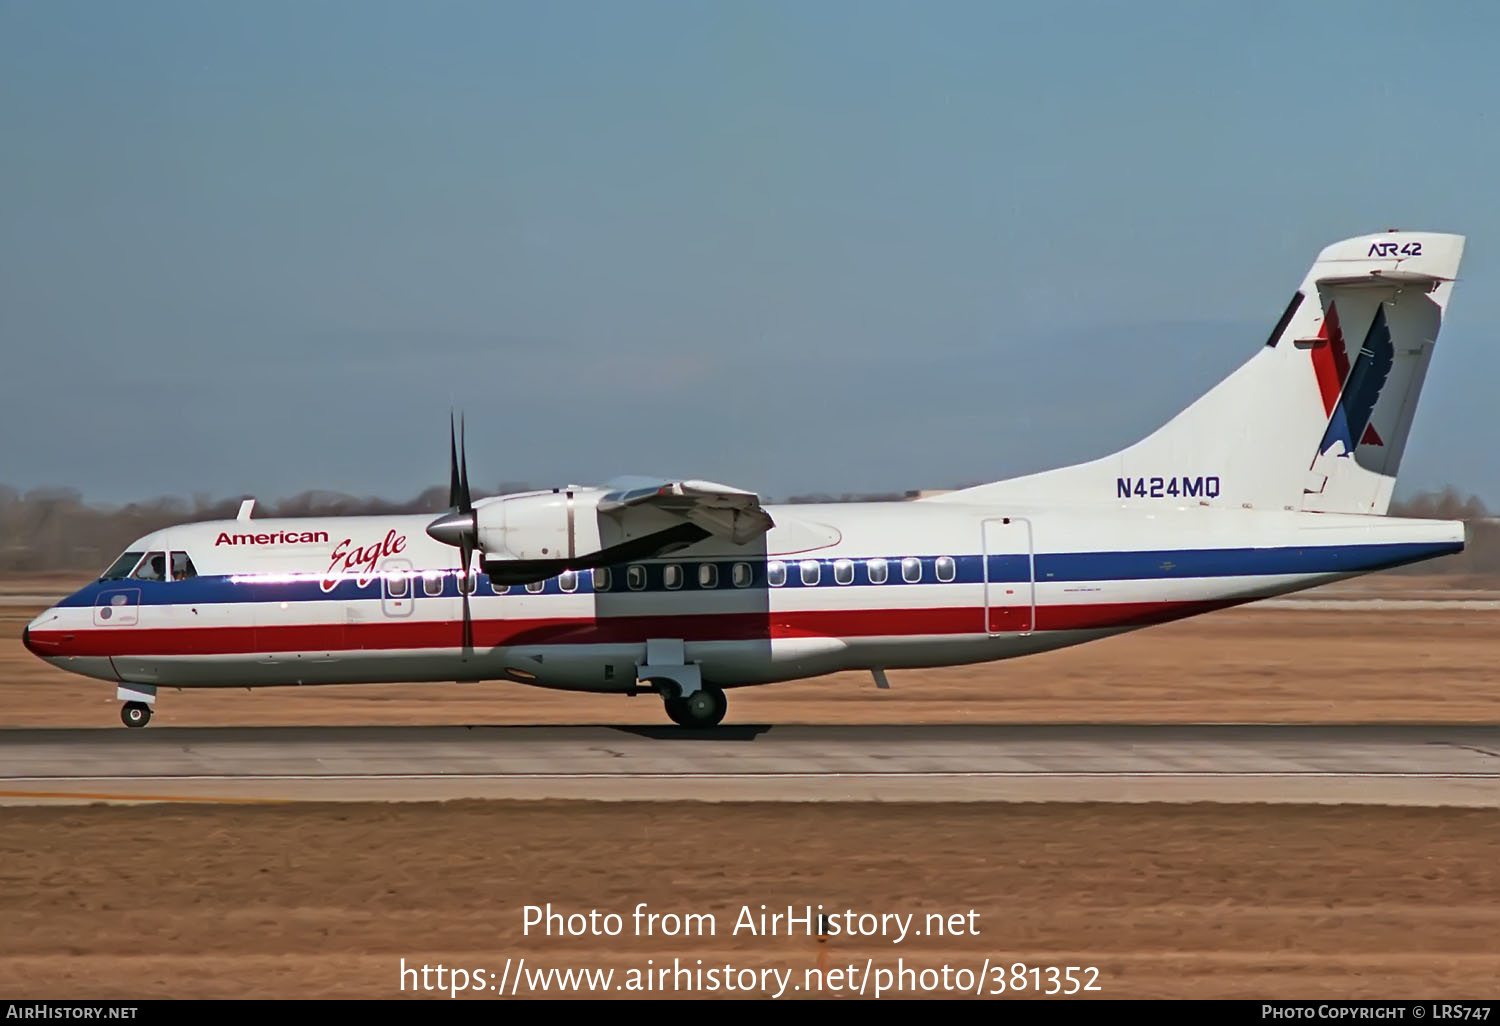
[460,539,474,657]
[432,411,479,553]
[458,413,472,514]
[448,412,461,510]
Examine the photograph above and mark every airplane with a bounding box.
[23,230,1469,729]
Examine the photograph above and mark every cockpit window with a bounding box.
[100,551,145,580]
[170,552,197,581]
[132,552,168,582]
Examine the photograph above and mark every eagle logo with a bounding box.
[1308,303,1394,458]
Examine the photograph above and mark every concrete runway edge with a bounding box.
[3,724,1500,807]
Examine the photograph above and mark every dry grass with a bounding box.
[3,580,1497,999]
[2,801,1498,998]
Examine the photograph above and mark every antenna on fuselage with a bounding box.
[237,498,256,521]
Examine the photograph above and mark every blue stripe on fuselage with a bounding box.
[52,540,1460,608]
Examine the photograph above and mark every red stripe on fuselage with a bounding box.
[27,600,1242,658]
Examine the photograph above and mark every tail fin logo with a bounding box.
[1310,304,1393,457]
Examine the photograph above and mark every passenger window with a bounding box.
[767,561,786,587]
[170,552,197,581]
[800,560,820,586]
[460,571,477,595]
[423,571,444,596]
[867,558,888,584]
[526,579,546,594]
[492,581,510,595]
[732,562,752,588]
[664,564,683,590]
[387,571,409,598]
[132,552,167,582]
[834,559,854,585]
[901,557,922,583]
[593,568,612,592]
[559,570,578,593]
[698,563,718,589]
[627,565,647,591]
[935,556,956,583]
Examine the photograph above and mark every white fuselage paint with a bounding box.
[23,500,1463,693]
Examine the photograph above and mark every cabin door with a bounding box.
[981,517,1034,636]
[380,558,416,618]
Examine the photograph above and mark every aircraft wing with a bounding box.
[597,479,775,545]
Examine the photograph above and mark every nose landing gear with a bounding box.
[121,702,152,729]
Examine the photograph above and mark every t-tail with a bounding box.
[933,231,1465,515]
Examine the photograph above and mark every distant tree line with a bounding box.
[0,481,1494,576]
[0,483,456,574]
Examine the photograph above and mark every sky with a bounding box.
[3,1,1499,508]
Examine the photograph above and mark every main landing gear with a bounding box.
[121,702,152,729]
[662,686,728,728]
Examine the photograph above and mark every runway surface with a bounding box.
[3,724,1500,806]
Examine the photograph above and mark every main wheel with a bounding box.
[121,702,151,729]
[664,687,727,728]
[663,696,691,726]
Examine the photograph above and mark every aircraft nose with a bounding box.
[21,615,63,657]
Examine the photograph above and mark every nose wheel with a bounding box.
[121,702,152,729]
[663,686,727,728]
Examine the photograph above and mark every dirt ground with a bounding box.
[4,578,1498,999]
[3,600,1497,726]
[0,801,1497,999]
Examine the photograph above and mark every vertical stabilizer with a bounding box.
[930,231,1464,514]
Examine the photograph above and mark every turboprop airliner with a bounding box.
[23,231,1469,728]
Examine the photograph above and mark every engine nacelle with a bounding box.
[473,489,606,562]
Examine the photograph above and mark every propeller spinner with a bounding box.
[426,414,478,655]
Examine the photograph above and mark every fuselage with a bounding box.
[23,499,1463,693]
